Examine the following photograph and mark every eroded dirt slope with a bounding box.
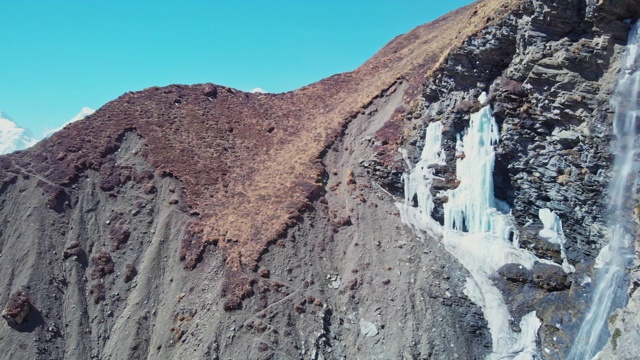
[0,0,522,309]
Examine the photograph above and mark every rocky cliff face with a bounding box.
[392,0,640,358]
[0,0,639,359]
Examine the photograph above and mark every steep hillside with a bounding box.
[0,0,639,359]
[0,0,520,312]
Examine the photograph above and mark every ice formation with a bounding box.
[398,121,445,239]
[443,105,516,241]
[569,20,639,360]
[538,208,575,274]
[398,96,573,359]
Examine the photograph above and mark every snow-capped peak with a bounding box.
[0,111,38,155]
[250,87,267,94]
[0,111,13,121]
[43,107,95,138]
[69,107,95,123]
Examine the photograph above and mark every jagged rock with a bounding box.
[359,318,378,337]
[589,0,640,21]
[597,275,640,358]
[519,229,564,264]
[2,291,30,325]
[498,263,531,283]
[553,130,581,149]
[531,262,571,292]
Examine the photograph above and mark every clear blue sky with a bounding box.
[1,0,473,136]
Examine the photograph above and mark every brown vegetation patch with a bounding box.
[221,269,256,311]
[89,283,106,304]
[171,309,197,340]
[0,0,523,308]
[108,214,131,251]
[124,264,138,283]
[90,250,115,280]
[179,221,208,270]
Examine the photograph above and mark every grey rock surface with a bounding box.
[395,0,640,357]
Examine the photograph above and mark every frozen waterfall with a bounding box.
[443,105,518,242]
[568,20,640,360]
[398,121,446,238]
[398,97,574,359]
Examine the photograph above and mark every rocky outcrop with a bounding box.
[380,0,640,357]
[399,0,634,260]
[596,269,640,359]
[2,291,31,325]
[0,1,523,358]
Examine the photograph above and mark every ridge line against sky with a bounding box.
[1,1,474,136]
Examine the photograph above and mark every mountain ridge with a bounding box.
[0,0,522,309]
[1,0,640,359]
[42,107,96,138]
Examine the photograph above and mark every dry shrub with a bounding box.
[63,241,84,259]
[89,283,106,304]
[133,168,154,183]
[109,223,131,251]
[90,250,114,280]
[221,269,256,311]
[124,264,137,283]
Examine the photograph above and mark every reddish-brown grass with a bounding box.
[0,0,523,307]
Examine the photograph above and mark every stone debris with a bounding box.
[328,275,341,289]
[359,318,378,337]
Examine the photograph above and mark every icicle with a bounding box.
[538,208,575,273]
[397,121,446,237]
[443,104,510,240]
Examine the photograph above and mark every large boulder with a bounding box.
[531,262,571,292]
[2,291,30,325]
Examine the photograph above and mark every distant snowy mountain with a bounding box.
[0,107,96,155]
[43,107,95,137]
[0,111,38,155]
